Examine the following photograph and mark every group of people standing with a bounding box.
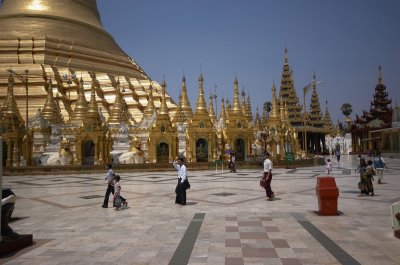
[357,153,388,196]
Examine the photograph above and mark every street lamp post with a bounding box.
[261,131,268,153]
[211,85,218,118]
[7,69,29,166]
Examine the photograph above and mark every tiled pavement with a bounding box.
[1,155,400,265]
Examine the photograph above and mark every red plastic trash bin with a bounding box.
[316,177,339,216]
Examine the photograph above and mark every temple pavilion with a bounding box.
[349,66,395,153]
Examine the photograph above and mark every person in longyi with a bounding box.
[260,152,275,201]
[173,157,188,205]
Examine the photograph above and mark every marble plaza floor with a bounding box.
[1,155,400,265]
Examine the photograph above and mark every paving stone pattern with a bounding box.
[1,155,400,265]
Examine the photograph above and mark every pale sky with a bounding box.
[98,0,400,124]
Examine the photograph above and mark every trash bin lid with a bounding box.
[317,177,337,188]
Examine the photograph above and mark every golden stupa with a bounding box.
[0,0,177,166]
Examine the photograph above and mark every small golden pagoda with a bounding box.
[147,80,178,163]
[186,74,216,162]
[1,74,25,167]
[220,78,254,161]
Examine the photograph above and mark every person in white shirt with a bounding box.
[260,152,275,201]
[326,159,332,174]
[102,164,114,208]
[173,157,187,205]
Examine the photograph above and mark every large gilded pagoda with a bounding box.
[0,0,177,166]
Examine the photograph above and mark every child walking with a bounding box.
[113,175,127,209]
[326,159,332,174]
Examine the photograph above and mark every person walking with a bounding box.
[355,155,362,173]
[113,174,127,210]
[260,152,275,201]
[373,153,387,184]
[229,153,236,173]
[173,157,188,205]
[326,159,333,174]
[102,164,114,208]
[335,149,341,163]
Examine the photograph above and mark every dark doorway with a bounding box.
[82,140,95,165]
[157,142,169,163]
[234,138,245,161]
[196,138,208,162]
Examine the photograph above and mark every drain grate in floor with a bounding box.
[80,195,104,199]
[211,192,236,197]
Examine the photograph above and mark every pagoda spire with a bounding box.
[180,75,193,119]
[231,78,241,114]
[70,77,89,125]
[107,79,130,125]
[284,46,289,64]
[42,78,63,124]
[1,73,24,128]
[246,94,253,123]
[241,90,246,115]
[174,94,187,124]
[323,99,334,132]
[308,73,324,127]
[220,97,227,120]
[194,74,208,115]
[144,82,156,118]
[279,47,303,126]
[378,64,384,85]
[226,99,231,119]
[159,80,169,116]
[368,65,392,126]
[86,72,101,125]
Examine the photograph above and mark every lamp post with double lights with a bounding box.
[210,85,218,118]
[7,69,30,166]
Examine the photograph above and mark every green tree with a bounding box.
[341,103,353,124]
[263,101,272,113]
[341,103,352,117]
